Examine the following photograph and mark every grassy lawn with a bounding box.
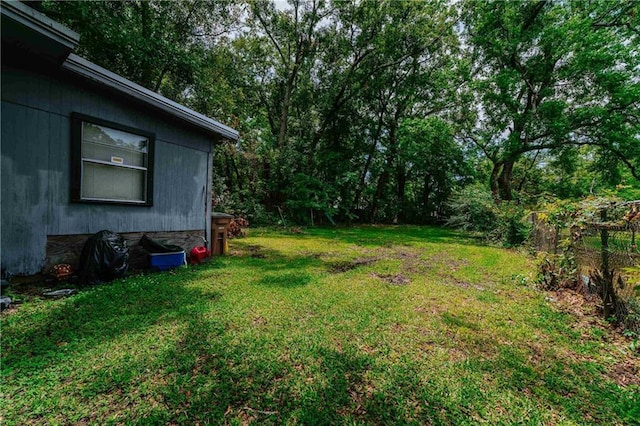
[2,226,638,425]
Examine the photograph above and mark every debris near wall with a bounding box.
[228,217,249,239]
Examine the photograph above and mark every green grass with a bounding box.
[2,226,638,425]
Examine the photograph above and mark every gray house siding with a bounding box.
[1,64,213,275]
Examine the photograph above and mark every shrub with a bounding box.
[445,184,498,234]
[496,202,532,247]
[446,184,531,246]
[213,189,277,226]
[535,252,578,291]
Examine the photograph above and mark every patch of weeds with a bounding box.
[623,329,640,354]
[535,252,578,291]
[476,292,500,304]
[441,312,480,330]
[510,273,531,287]
[257,271,312,287]
[328,257,381,273]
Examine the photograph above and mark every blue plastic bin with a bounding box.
[149,251,186,271]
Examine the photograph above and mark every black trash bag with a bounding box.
[78,230,129,285]
[139,235,184,253]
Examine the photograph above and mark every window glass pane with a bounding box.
[83,141,145,167]
[82,122,147,152]
[82,162,146,202]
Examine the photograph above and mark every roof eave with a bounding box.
[1,0,79,51]
[62,54,239,140]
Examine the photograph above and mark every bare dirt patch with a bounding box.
[549,289,608,331]
[372,272,410,286]
[394,250,432,274]
[328,257,382,273]
[244,245,266,258]
[427,253,471,270]
[435,272,485,291]
[252,316,267,326]
[611,359,640,387]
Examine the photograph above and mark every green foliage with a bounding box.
[536,198,580,231]
[37,0,237,97]
[446,184,498,234]
[534,197,640,333]
[498,202,532,247]
[398,117,471,222]
[212,183,276,226]
[535,252,578,291]
[446,184,530,246]
[461,0,640,201]
[37,0,639,223]
[284,173,337,225]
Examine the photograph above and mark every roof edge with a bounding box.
[62,54,239,140]
[1,0,79,50]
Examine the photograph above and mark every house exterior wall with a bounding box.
[1,64,214,275]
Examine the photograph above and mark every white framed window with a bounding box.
[71,114,154,206]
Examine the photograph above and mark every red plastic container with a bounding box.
[190,246,211,264]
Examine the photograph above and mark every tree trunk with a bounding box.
[490,162,502,202]
[277,72,295,147]
[371,141,397,223]
[498,160,514,201]
[422,175,432,223]
[370,120,399,223]
[353,108,385,211]
[370,170,389,223]
[396,165,407,223]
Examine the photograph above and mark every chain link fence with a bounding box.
[531,201,640,332]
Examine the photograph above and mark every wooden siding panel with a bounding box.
[48,141,208,236]
[1,102,50,274]
[1,64,215,275]
[2,66,214,152]
[46,113,69,233]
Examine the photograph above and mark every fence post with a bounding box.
[600,208,616,318]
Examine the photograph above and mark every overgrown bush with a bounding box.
[496,202,532,247]
[445,184,498,234]
[446,184,530,246]
[535,252,578,290]
[213,187,277,226]
[534,197,640,335]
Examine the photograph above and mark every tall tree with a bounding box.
[461,0,640,201]
[398,118,468,222]
[38,0,238,99]
[236,0,462,222]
